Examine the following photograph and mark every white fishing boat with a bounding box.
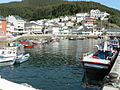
[15,53,30,64]
[0,47,17,66]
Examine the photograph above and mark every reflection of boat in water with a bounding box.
[0,47,17,66]
[15,53,30,64]
[81,41,119,85]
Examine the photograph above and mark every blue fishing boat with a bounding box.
[82,41,119,81]
[82,42,118,69]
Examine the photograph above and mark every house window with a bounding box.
[0,31,4,34]
[0,25,2,28]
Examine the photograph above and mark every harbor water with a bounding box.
[0,39,102,90]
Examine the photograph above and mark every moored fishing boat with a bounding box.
[77,36,86,40]
[15,53,30,64]
[0,47,17,66]
[68,37,77,40]
[82,41,119,68]
[32,41,43,45]
[52,39,60,42]
[14,43,30,64]
[24,44,34,48]
[51,37,60,42]
[81,41,119,81]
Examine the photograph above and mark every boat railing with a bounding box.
[83,52,93,57]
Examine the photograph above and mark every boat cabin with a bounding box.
[0,47,17,58]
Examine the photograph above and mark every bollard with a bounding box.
[108,73,120,88]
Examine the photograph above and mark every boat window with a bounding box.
[8,51,12,54]
[98,51,105,59]
[2,51,5,54]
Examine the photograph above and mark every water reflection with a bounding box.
[0,39,102,90]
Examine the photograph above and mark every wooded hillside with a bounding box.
[0,0,120,26]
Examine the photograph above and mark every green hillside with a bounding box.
[0,0,120,27]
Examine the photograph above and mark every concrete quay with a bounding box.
[0,77,38,90]
[103,52,120,90]
[0,34,102,42]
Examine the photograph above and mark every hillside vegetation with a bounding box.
[0,0,120,27]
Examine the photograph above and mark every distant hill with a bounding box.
[0,0,120,27]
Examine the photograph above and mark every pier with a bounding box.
[0,34,102,42]
[0,77,37,90]
[103,52,120,90]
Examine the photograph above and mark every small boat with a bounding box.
[0,47,17,66]
[15,53,30,64]
[20,41,29,44]
[51,37,60,42]
[52,39,60,42]
[68,37,77,40]
[33,41,43,45]
[77,37,85,40]
[20,40,29,44]
[42,39,49,44]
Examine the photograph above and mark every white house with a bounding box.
[80,26,104,35]
[6,23,15,32]
[25,22,43,34]
[76,13,89,23]
[66,21,74,27]
[64,16,69,21]
[71,16,76,22]
[7,15,26,31]
[59,26,70,34]
[90,9,109,19]
[52,26,61,35]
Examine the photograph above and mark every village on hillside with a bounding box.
[0,9,119,39]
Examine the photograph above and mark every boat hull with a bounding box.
[83,62,109,70]
[0,57,15,66]
[82,68,109,87]
[82,51,119,85]
[24,45,34,48]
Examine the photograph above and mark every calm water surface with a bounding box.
[0,39,102,90]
